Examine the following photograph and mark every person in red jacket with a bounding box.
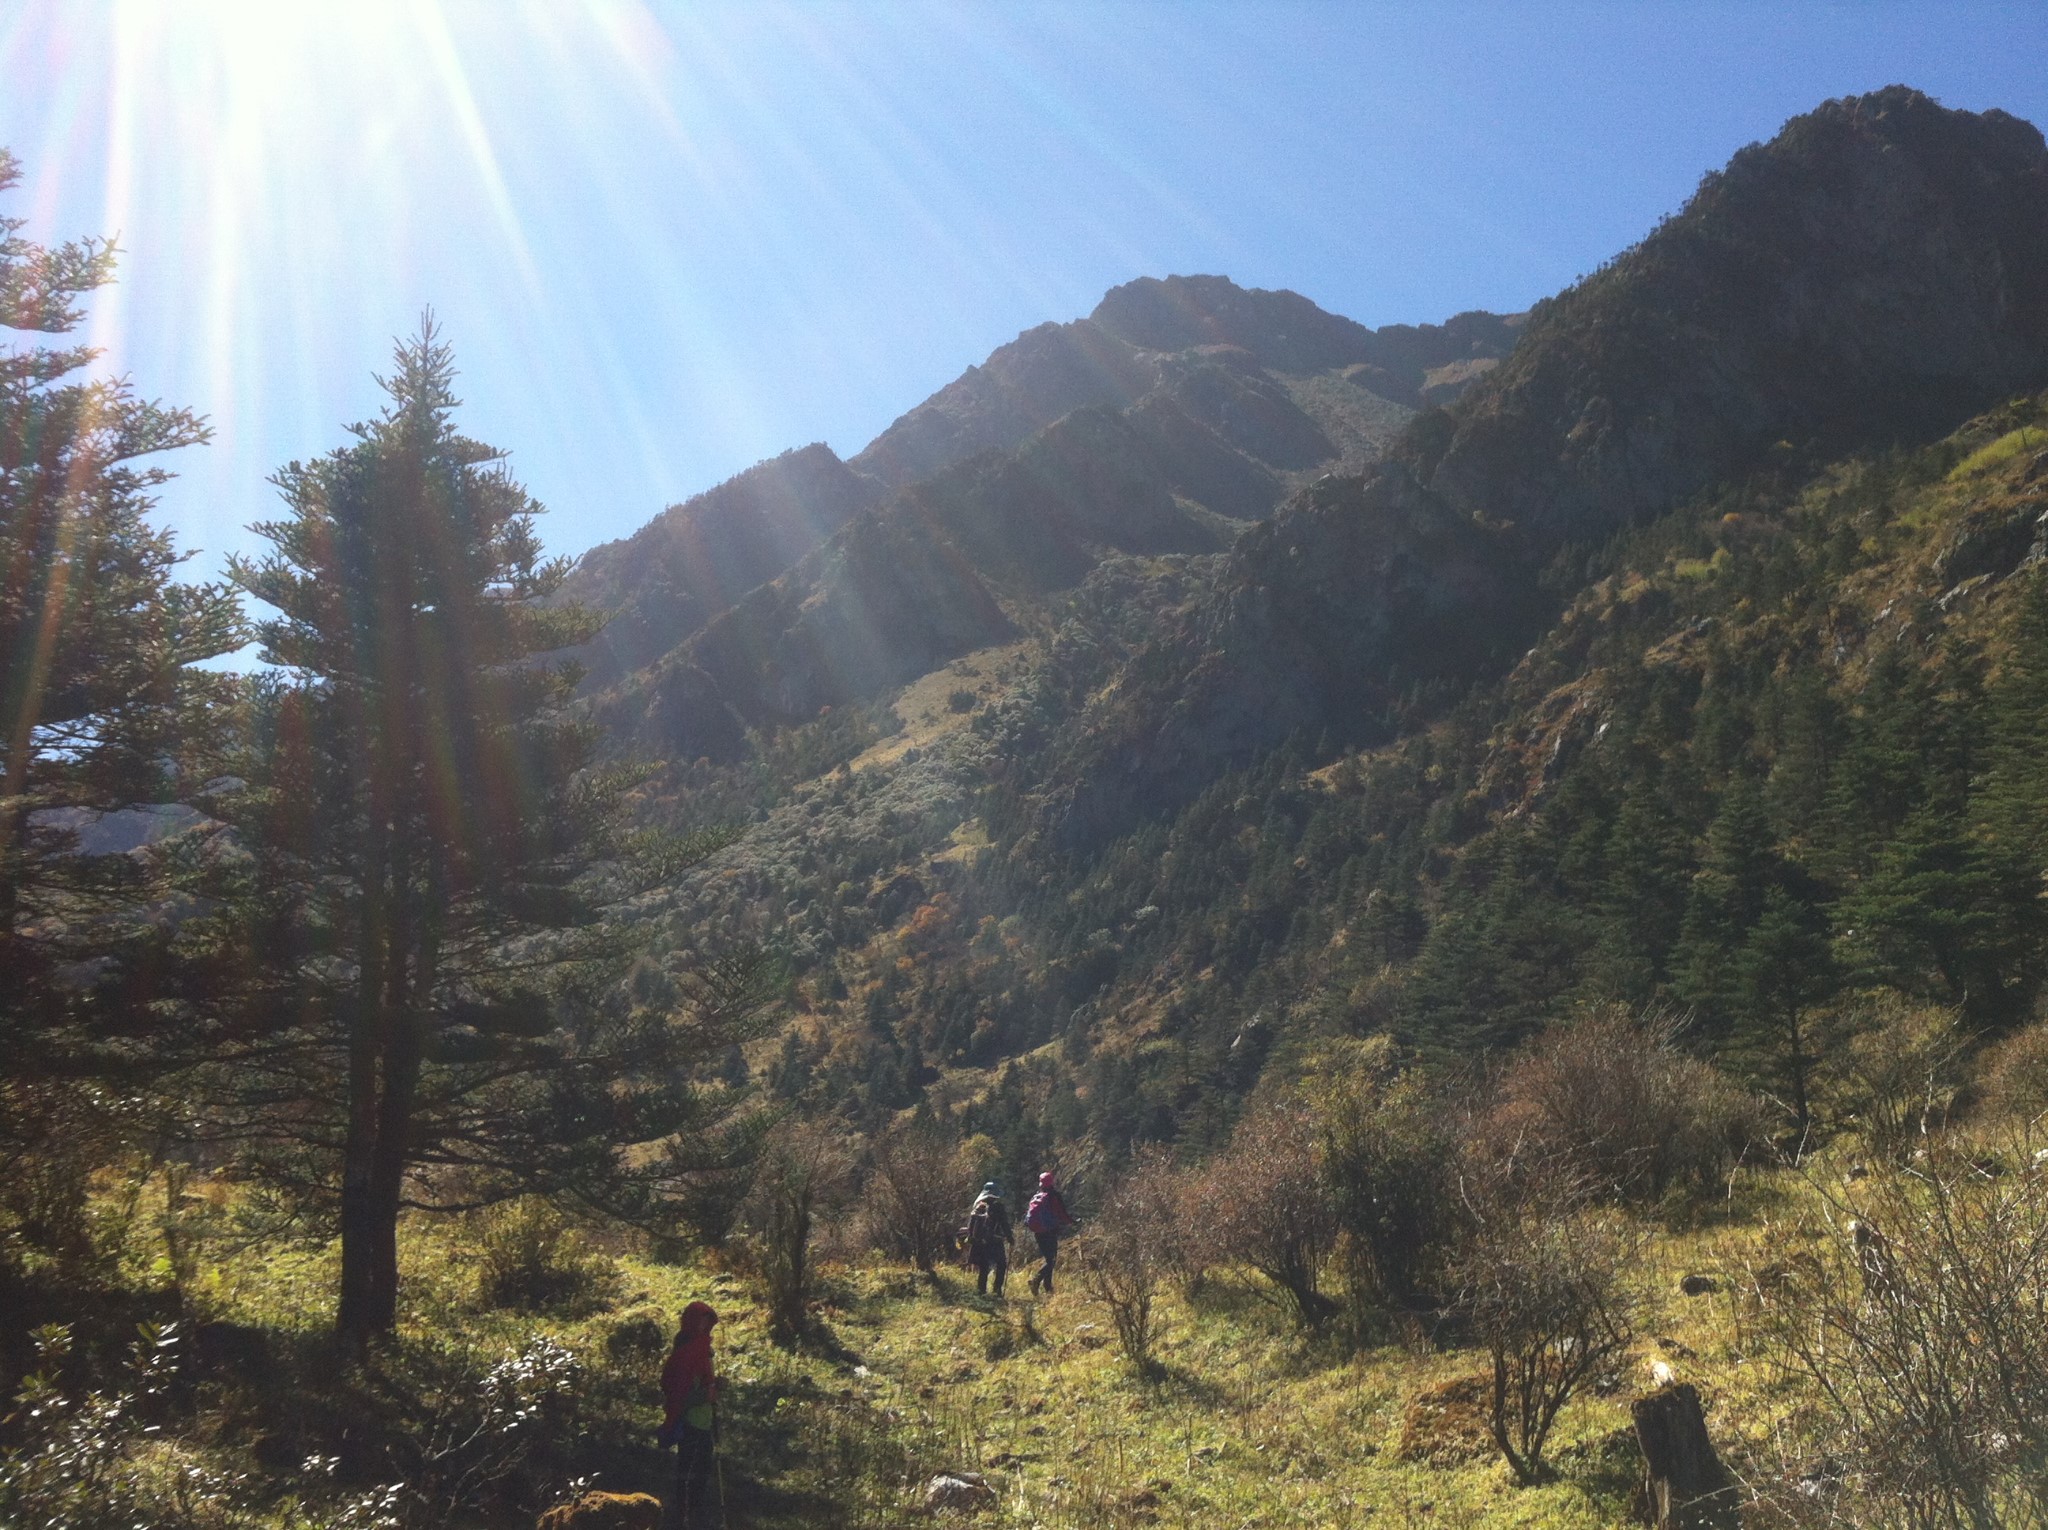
[1024,1171,1078,1295]
[659,1301,719,1527]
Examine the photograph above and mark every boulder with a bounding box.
[925,1472,997,1513]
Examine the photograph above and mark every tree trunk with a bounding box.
[338,850,396,1348]
[1633,1383,1739,1529]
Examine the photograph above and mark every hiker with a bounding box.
[964,1181,1014,1296]
[1024,1171,1078,1295]
[659,1301,720,1529]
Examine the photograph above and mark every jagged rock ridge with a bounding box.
[1045,88,2048,844]
[581,280,1521,760]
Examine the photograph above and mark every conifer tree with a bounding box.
[1833,794,2042,1024]
[1730,886,1834,1133]
[0,148,241,1264]
[1671,774,1776,1030]
[211,320,760,1344]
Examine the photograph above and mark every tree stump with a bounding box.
[1632,1383,1740,1529]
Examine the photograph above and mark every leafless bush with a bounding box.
[1743,1143,2048,1529]
[1978,1017,2048,1127]
[1203,1098,1336,1328]
[1494,1006,1764,1204]
[1307,1037,1460,1335]
[1818,992,1967,1163]
[1075,1155,1176,1374]
[1449,1170,1643,1485]
[864,1116,971,1276]
[738,1121,854,1342]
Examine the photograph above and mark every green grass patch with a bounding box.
[1949,426,2042,481]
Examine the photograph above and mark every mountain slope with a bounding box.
[561,443,884,691]
[586,282,1520,760]
[1042,88,2048,844]
[848,278,1519,491]
[1423,85,2048,553]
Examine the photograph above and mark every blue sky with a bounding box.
[4,2,2046,575]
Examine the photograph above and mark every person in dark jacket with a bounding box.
[1024,1172,1078,1295]
[659,1301,719,1528]
[964,1182,1014,1296]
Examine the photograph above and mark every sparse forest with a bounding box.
[10,82,2048,1530]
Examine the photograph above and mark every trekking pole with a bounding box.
[715,1438,730,1530]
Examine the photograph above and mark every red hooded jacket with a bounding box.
[661,1301,719,1434]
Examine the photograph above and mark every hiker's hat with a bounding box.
[1038,1171,1056,1188]
[982,1182,1000,1196]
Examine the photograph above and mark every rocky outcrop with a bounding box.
[576,276,1522,761]
[851,320,1158,490]
[1048,467,1536,845]
[561,444,883,690]
[1424,86,2048,554]
[851,276,1520,493]
[1041,89,2048,846]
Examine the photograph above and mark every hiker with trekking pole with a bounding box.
[963,1181,1015,1297]
[1024,1171,1079,1296]
[659,1301,725,1529]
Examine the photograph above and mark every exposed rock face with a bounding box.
[590,280,1522,762]
[559,443,883,690]
[590,501,1017,760]
[851,320,1157,490]
[1425,86,2048,554]
[850,275,1521,491]
[1092,275,1522,403]
[1043,89,2048,845]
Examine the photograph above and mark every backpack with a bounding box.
[1025,1190,1059,1235]
[967,1199,999,1251]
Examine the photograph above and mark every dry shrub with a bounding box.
[1744,1143,2048,1529]
[536,1491,662,1530]
[473,1198,621,1316]
[1978,1016,2048,1126]
[1818,992,1967,1162]
[601,1309,669,1369]
[863,1117,973,1275]
[1450,1168,1644,1485]
[737,1121,854,1342]
[1202,1098,1336,1328]
[1074,1156,1176,1375]
[1495,1006,1763,1205]
[0,1081,139,1287]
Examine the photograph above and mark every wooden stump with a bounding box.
[1632,1383,1740,1529]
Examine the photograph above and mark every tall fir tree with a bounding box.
[1671,773,1777,1032]
[0,148,241,1272]
[210,320,762,1344]
[1730,886,1835,1133]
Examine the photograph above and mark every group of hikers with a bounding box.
[653,1170,1077,1527]
[961,1169,1077,1297]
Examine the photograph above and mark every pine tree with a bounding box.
[208,320,760,1344]
[1976,570,2048,867]
[1833,794,2043,1025]
[1730,886,1834,1133]
[0,148,241,1265]
[1671,774,1776,1031]
[1587,775,1692,1003]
